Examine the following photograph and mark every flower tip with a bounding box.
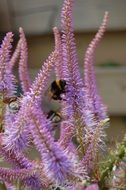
[99,118,110,126]
[53,26,58,31]
[105,11,109,15]
[103,117,110,123]
[5,32,13,43]
[19,27,24,33]
[6,32,13,38]
[53,27,59,34]
[104,11,109,19]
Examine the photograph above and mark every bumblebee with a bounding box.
[47,110,61,123]
[3,96,20,113]
[48,79,67,100]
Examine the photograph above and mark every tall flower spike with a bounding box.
[84,12,109,121]
[0,34,20,129]
[53,27,64,79]
[0,167,36,185]
[2,50,57,152]
[61,0,100,156]
[28,105,79,184]
[81,118,109,172]
[0,32,15,96]
[19,27,31,93]
[61,0,83,88]
[53,26,76,153]
[58,0,87,155]
[10,39,21,69]
[30,50,58,103]
[0,32,13,82]
[0,135,32,170]
[0,144,32,169]
[61,0,86,120]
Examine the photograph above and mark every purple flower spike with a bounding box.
[53,27,64,79]
[31,50,58,103]
[84,12,109,121]
[2,50,58,152]
[2,114,30,152]
[0,32,16,96]
[28,106,78,184]
[53,26,76,151]
[81,118,109,172]
[0,32,13,80]
[0,143,32,169]
[61,0,83,89]
[19,27,31,93]
[10,39,21,69]
[0,167,35,184]
[56,0,87,154]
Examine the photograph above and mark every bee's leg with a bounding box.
[52,94,58,100]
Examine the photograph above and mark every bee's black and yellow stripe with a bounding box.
[50,79,66,100]
[55,80,62,90]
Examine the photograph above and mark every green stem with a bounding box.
[98,135,126,189]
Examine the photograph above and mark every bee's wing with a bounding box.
[3,97,17,104]
[44,87,52,101]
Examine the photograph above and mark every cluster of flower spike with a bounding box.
[0,0,111,190]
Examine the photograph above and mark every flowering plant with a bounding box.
[0,0,125,190]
